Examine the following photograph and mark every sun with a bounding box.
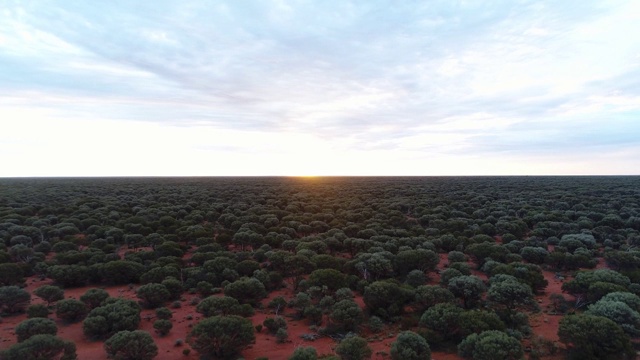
[291,174,320,179]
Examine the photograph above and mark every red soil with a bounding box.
[529,269,567,343]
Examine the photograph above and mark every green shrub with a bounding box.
[27,304,50,318]
[153,319,173,336]
[15,318,58,342]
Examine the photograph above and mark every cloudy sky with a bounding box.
[1,0,639,176]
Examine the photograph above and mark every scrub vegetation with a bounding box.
[0,176,639,359]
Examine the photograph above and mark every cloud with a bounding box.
[1,0,639,175]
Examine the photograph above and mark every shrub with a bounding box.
[308,269,347,291]
[0,334,76,360]
[329,300,364,333]
[263,316,287,334]
[196,296,246,317]
[154,319,173,336]
[368,316,384,333]
[48,265,89,287]
[104,330,158,360]
[83,299,141,339]
[0,286,31,313]
[289,346,318,360]
[268,296,287,311]
[15,318,58,342]
[414,285,455,311]
[156,307,173,320]
[56,299,88,323]
[0,263,24,286]
[405,270,427,287]
[27,304,50,318]
[80,288,109,309]
[162,277,184,300]
[33,285,64,306]
[363,281,414,319]
[558,314,634,360]
[458,330,523,360]
[419,303,463,341]
[136,283,171,308]
[335,336,372,360]
[586,299,640,336]
[187,315,255,359]
[223,278,267,306]
[97,261,144,285]
[196,281,214,296]
[390,331,431,360]
[276,327,289,343]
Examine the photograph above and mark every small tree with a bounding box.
[368,316,384,333]
[586,300,640,337]
[329,300,364,333]
[98,261,144,285]
[390,331,431,360]
[83,299,141,339]
[440,268,464,286]
[363,281,414,319]
[0,334,76,360]
[153,319,172,336]
[104,330,158,360]
[309,269,347,291]
[161,277,183,300]
[263,316,287,334]
[136,283,171,309]
[561,269,630,299]
[447,276,486,309]
[336,336,372,360]
[600,291,640,312]
[27,304,50,318]
[419,303,463,342]
[289,346,318,360]
[394,249,439,276]
[414,285,455,311]
[0,285,31,313]
[187,315,255,359]
[458,330,523,360]
[48,265,89,287]
[83,316,109,339]
[15,318,58,342]
[558,314,634,360]
[56,299,88,323]
[0,263,24,286]
[196,296,244,317]
[405,270,427,287]
[34,285,65,306]
[457,310,505,337]
[80,288,109,309]
[276,327,289,343]
[487,276,537,312]
[156,307,172,320]
[223,278,267,306]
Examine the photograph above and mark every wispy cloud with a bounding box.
[1,0,639,175]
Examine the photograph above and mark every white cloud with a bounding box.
[0,0,639,175]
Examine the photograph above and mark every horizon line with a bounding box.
[2,174,639,179]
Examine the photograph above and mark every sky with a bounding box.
[1,0,639,176]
